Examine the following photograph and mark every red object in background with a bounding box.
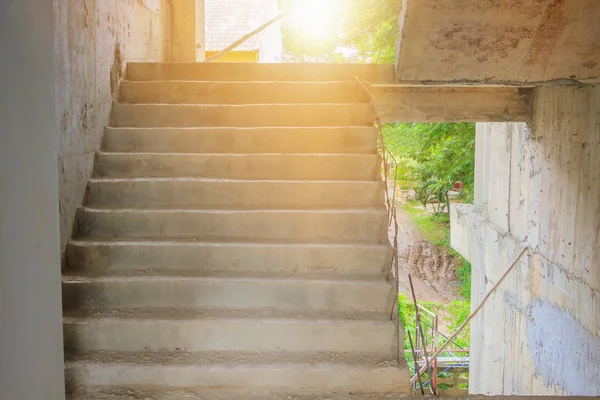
[454,181,463,190]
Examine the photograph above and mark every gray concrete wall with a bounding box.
[451,85,600,396]
[55,0,173,258]
[0,1,65,399]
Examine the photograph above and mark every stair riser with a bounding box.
[64,320,397,353]
[62,279,394,312]
[120,81,370,104]
[103,127,378,154]
[76,210,389,243]
[85,180,385,209]
[94,153,381,181]
[65,366,409,395]
[126,62,395,83]
[66,242,392,276]
[111,104,374,128]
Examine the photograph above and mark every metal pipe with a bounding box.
[204,12,284,62]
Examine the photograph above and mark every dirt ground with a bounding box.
[390,204,465,335]
[392,204,462,304]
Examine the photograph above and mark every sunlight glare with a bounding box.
[289,0,342,40]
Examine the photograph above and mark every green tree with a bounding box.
[278,0,401,63]
[384,123,476,212]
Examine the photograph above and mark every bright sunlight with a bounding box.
[288,0,343,40]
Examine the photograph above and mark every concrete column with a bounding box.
[196,0,206,61]
[0,1,65,399]
[173,0,205,61]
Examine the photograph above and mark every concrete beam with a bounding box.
[371,85,532,122]
[396,0,600,84]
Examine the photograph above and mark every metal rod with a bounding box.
[205,13,285,62]
[360,79,403,371]
[408,331,425,396]
[354,76,384,110]
[410,247,529,383]
[409,274,437,395]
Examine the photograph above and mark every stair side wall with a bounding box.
[54,0,174,262]
[451,85,600,396]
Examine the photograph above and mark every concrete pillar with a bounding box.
[173,0,205,61]
[0,2,65,399]
[196,0,206,61]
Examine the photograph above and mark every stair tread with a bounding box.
[63,308,393,323]
[114,102,371,106]
[80,207,387,213]
[126,62,395,83]
[97,152,378,156]
[105,125,376,130]
[121,79,365,84]
[65,350,404,368]
[68,238,391,248]
[66,389,409,400]
[62,270,390,284]
[89,177,381,183]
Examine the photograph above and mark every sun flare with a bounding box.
[288,0,342,40]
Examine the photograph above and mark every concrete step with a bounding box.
[65,351,410,396]
[111,103,374,128]
[66,240,393,276]
[120,80,370,104]
[63,309,398,353]
[75,208,389,243]
[67,388,410,400]
[103,127,378,154]
[85,179,385,209]
[62,272,394,312]
[127,62,395,83]
[93,153,381,181]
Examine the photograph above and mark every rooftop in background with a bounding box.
[206,0,277,52]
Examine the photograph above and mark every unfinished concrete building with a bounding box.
[1,0,599,399]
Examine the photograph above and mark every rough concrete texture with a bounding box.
[54,0,173,260]
[62,273,395,311]
[120,80,370,104]
[66,241,392,276]
[127,62,397,82]
[102,127,379,154]
[93,153,381,180]
[76,208,388,242]
[371,85,532,123]
[451,85,600,395]
[65,351,408,395]
[85,179,385,209]
[396,0,600,83]
[64,65,410,397]
[63,309,397,353]
[111,103,375,128]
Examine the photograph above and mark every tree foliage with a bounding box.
[278,0,401,63]
[384,123,476,211]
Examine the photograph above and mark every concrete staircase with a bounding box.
[63,62,410,399]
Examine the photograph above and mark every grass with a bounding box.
[399,200,472,369]
[402,201,449,246]
[396,179,417,191]
[399,295,471,351]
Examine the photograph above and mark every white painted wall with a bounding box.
[0,1,65,399]
[258,0,283,63]
[451,85,600,396]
